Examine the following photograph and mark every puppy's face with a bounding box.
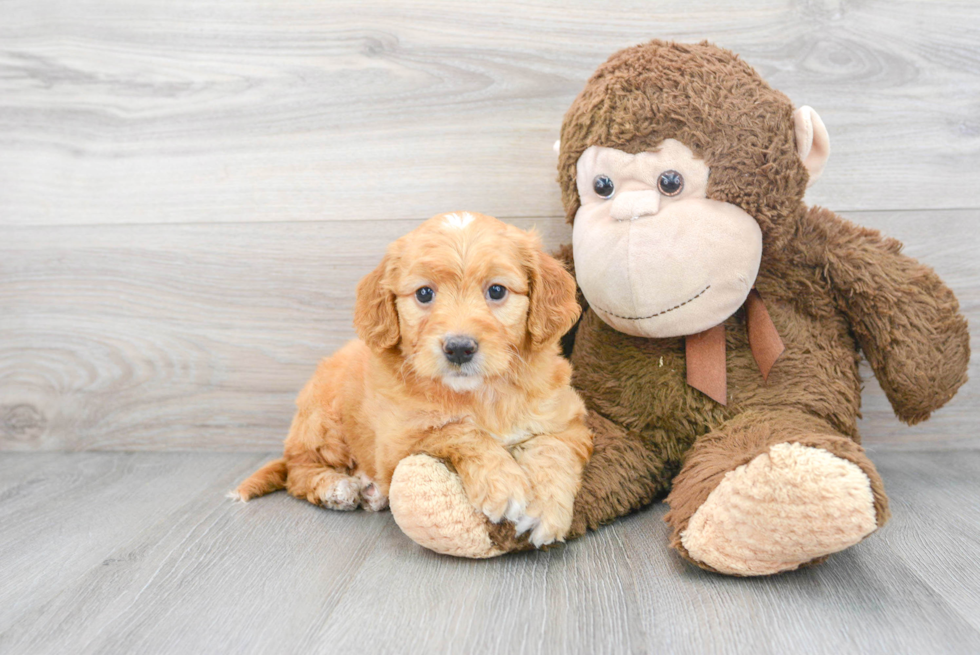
[354,212,579,393]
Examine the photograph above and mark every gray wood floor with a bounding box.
[1,449,979,655]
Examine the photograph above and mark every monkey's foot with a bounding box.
[680,443,878,576]
[389,455,504,558]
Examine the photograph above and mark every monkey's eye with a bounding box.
[657,170,684,196]
[593,175,615,199]
[415,286,435,304]
[486,284,508,301]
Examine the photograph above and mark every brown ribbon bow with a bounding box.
[684,289,784,405]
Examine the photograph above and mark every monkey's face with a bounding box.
[572,139,762,338]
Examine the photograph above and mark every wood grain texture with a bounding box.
[2,209,976,452]
[0,216,571,451]
[1,0,979,228]
[1,450,979,654]
[875,450,980,635]
[0,452,268,636]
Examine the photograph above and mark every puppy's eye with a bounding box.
[415,286,434,304]
[486,284,507,301]
[592,175,615,199]
[657,170,684,196]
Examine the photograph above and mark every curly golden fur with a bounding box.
[235,212,592,546]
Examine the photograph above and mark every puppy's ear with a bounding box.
[525,238,581,347]
[354,253,400,351]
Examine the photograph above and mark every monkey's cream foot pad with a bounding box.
[389,454,503,558]
[681,443,878,576]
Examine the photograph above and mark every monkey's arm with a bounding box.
[553,243,587,359]
[798,206,970,424]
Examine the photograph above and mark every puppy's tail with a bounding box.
[229,458,288,502]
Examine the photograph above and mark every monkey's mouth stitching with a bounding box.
[593,285,710,321]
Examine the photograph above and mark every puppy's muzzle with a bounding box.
[443,336,479,366]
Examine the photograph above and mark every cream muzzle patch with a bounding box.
[572,141,763,338]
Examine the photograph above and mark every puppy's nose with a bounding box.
[443,336,478,365]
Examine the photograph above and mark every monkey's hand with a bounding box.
[802,206,970,424]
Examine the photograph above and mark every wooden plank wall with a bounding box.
[2,0,978,451]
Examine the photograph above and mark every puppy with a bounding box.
[233,212,592,546]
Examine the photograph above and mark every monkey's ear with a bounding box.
[353,253,401,351]
[793,106,830,188]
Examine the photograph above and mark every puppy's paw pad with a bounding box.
[466,464,530,524]
[516,497,573,547]
[480,492,527,524]
[524,509,571,547]
[481,506,505,524]
[504,498,526,523]
[530,523,560,548]
[359,482,390,512]
[319,477,361,511]
[513,514,541,536]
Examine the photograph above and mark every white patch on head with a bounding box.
[442,374,483,392]
[443,212,475,230]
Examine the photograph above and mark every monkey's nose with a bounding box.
[610,191,660,221]
[443,336,479,365]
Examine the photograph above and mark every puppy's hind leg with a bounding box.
[285,449,362,511]
[356,472,390,512]
[310,469,362,511]
[282,409,362,511]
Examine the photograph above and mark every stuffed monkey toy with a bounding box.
[387,40,970,575]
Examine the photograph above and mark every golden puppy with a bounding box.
[233,212,592,546]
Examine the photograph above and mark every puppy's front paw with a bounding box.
[317,476,361,511]
[529,514,570,548]
[515,498,574,548]
[461,457,530,524]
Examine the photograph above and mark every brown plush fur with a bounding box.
[482,41,970,567]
